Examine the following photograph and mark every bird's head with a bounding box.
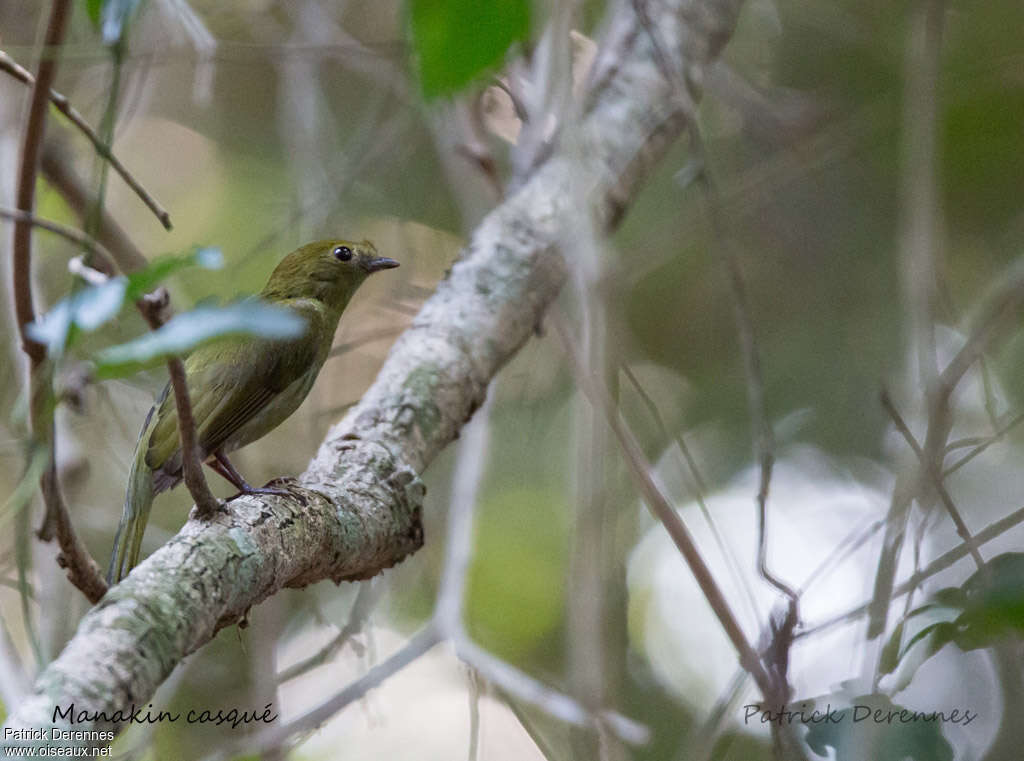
[261,239,399,308]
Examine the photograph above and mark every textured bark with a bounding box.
[3,0,743,748]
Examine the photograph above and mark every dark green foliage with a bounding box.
[409,0,530,96]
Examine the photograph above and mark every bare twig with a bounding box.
[869,0,949,643]
[40,138,150,274]
[0,49,172,230]
[134,298,219,518]
[276,580,381,683]
[622,364,763,625]
[454,637,647,745]
[166,360,220,517]
[550,309,775,698]
[944,411,1024,477]
[10,0,108,604]
[0,206,118,275]
[467,666,482,761]
[211,624,444,760]
[880,389,986,569]
[797,500,1024,641]
[688,131,798,610]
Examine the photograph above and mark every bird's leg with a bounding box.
[210,452,292,502]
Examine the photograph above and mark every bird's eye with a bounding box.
[333,246,353,261]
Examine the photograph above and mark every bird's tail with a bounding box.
[107,422,156,585]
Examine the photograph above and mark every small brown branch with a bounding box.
[880,389,986,570]
[550,309,775,699]
[135,288,215,516]
[0,206,118,275]
[691,131,797,607]
[10,0,107,604]
[165,359,220,518]
[40,138,150,274]
[0,49,172,230]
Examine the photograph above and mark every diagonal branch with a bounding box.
[0,49,172,230]
[1,0,745,749]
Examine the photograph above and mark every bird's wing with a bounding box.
[144,332,318,475]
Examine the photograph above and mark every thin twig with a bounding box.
[0,206,118,275]
[622,364,763,625]
[165,350,219,518]
[435,393,493,627]
[797,500,1024,641]
[691,131,797,607]
[133,293,219,519]
[453,636,647,745]
[276,580,381,683]
[10,0,108,604]
[40,139,150,274]
[880,389,986,570]
[208,624,444,761]
[0,49,172,230]
[944,412,1024,477]
[550,309,775,698]
[467,666,482,761]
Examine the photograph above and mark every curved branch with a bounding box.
[2,0,744,749]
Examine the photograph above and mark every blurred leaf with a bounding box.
[410,0,530,96]
[26,247,223,357]
[85,0,103,27]
[953,552,1024,650]
[99,0,143,45]
[878,620,904,676]
[125,247,223,301]
[0,444,50,534]
[26,298,77,357]
[886,553,1024,677]
[92,300,306,379]
[804,694,953,761]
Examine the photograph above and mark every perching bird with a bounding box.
[107,240,399,583]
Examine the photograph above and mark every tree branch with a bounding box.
[1,0,745,748]
[0,49,172,230]
[9,0,107,604]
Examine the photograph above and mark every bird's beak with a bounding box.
[365,256,400,273]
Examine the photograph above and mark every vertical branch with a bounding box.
[10,0,107,604]
[136,297,220,518]
[868,0,947,642]
[166,359,220,517]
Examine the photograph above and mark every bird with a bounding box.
[107,239,399,584]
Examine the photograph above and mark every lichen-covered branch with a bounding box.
[2,0,744,748]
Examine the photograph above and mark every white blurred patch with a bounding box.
[277,627,547,761]
[628,445,894,713]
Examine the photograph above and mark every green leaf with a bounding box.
[92,300,307,379]
[125,247,223,301]
[898,621,956,662]
[409,0,531,97]
[0,445,50,534]
[878,620,905,676]
[26,246,223,357]
[85,0,104,27]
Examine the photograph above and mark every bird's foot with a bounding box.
[263,476,299,488]
[225,486,292,502]
[224,476,306,505]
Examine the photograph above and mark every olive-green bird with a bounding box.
[107,239,399,584]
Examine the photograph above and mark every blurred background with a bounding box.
[1,0,1024,759]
